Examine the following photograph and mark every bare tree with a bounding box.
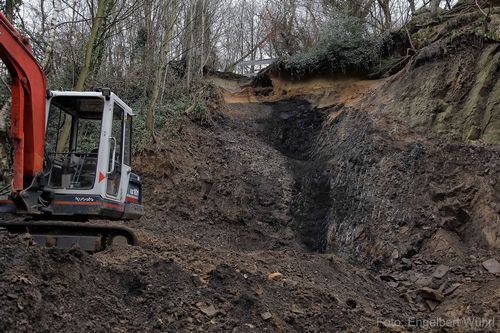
[57,0,114,153]
[431,0,442,16]
[146,0,178,138]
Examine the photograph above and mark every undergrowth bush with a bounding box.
[131,79,223,152]
[273,14,388,77]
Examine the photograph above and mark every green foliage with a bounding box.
[187,82,223,126]
[131,94,190,151]
[274,14,387,77]
[131,80,222,152]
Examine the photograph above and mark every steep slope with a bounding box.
[269,99,500,328]
[209,5,500,331]
[0,104,412,333]
[374,39,499,144]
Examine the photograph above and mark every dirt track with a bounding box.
[0,96,499,332]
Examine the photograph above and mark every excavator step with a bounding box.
[0,221,138,252]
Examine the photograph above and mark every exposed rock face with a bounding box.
[245,6,500,267]
[206,7,500,328]
[375,42,500,144]
[262,95,499,332]
[273,103,500,263]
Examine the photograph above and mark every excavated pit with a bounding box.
[260,100,332,252]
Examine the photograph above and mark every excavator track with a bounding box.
[0,221,138,252]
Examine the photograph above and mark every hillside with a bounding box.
[0,2,499,333]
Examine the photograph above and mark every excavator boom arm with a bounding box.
[0,12,47,192]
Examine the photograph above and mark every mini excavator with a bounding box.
[0,12,143,251]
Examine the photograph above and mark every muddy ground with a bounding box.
[0,92,499,332]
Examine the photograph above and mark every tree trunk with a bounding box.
[146,0,178,138]
[142,0,154,96]
[90,0,115,80]
[75,0,109,91]
[185,2,195,90]
[430,0,441,16]
[41,0,63,72]
[57,0,110,153]
[249,0,255,74]
[200,0,206,77]
[377,0,392,30]
[5,0,16,21]
[408,0,416,14]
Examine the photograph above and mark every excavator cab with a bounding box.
[42,90,143,220]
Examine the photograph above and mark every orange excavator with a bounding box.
[0,12,144,251]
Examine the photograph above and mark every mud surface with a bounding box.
[0,96,499,332]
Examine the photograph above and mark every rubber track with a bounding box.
[0,221,138,251]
